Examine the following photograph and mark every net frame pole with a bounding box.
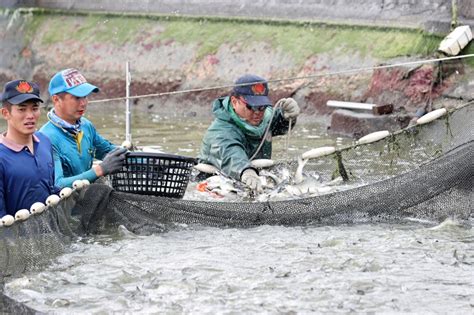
[125,61,132,143]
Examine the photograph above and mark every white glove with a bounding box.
[241,169,263,194]
[276,98,300,120]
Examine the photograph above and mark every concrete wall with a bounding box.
[2,0,472,33]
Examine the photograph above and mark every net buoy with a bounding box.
[251,159,275,169]
[46,194,60,206]
[416,108,447,125]
[194,163,218,174]
[15,209,30,221]
[357,130,390,145]
[72,180,84,190]
[60,187,73,198]
[30,202,46,214]
[1,215,15,227]
[302,146,336,160]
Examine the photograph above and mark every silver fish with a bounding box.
[294,156,308,184]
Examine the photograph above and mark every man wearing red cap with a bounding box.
[199,74,300,193]
[0,80,58,217]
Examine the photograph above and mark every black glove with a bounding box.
[100,147,127,175]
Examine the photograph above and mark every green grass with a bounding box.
[158,20,441,62]
[463,41,474,67]
[38,15,152,45]
[13,9,444,65]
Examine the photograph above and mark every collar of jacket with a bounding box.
[215,96,273,139]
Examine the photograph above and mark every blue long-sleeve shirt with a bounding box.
[0,132,58,217]
[40,117,115,188]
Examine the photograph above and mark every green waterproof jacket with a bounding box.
[198,96,293,180]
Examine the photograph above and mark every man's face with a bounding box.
[52,93,88,124]
[1,101,41,136]
[232,96,267,126]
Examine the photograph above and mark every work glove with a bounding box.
[276,98,300,120]
[241,169,263,194]
[100,147,128,176]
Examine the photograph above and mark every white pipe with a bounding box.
[327,100,375,111]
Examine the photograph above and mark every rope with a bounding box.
[89,53,474,104]
[249,104,280,161]
[286,119,292,157]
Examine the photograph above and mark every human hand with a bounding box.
[276,98,300,120]
[99,147,128,176]
[241,169,263,193]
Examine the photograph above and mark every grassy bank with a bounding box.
[3,8,447,65]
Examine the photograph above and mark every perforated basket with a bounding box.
[110,152,196,198]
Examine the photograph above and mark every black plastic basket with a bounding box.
[110,152,196,198]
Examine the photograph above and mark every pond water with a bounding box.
[4,222,474,314]
[0,102,340,157]
[2,104,473,314]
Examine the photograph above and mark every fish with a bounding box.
[187,161,347,202]
[259,170,283,188]
[192,175,243,200]
[428,218,462,230]
[294,156,308,184]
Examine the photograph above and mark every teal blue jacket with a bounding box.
[198,97,293,180]
[40,117,115,188]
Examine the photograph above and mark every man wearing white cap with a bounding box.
[40,69,127,188]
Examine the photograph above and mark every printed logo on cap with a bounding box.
[251,83,266,95]
[15,81,34,94]
[62,69,87,88]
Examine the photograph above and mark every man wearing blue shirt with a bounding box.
[0,80,57,217]
[40,69,127,188]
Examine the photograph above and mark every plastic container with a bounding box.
[110,152,196,198]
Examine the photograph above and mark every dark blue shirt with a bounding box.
[0,132,57,217]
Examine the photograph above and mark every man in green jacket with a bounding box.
[198,74,300,193]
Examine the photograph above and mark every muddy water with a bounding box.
[2,105,473,314]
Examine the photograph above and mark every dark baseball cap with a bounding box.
[0,80,44,105]
[233,74,272,107]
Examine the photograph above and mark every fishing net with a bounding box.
[1,102,473,311]
[90,103,472,232]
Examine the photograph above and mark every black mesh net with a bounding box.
[1,102,473,311]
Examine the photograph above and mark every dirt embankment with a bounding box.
[0,10,472,134]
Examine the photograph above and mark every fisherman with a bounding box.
[0,80,58,217]
[40,69,127,188]
[198,74,300,193]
